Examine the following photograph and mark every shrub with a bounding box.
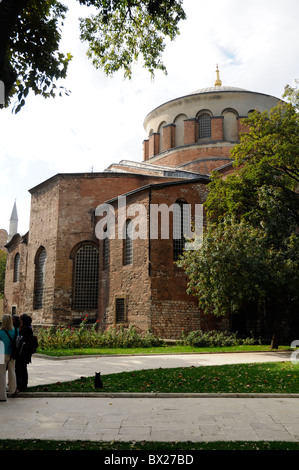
[180,329,257,347]
[37,317,165,350]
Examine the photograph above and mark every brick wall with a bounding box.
[149,181,209,337]
[149,133,160,157]
[97,179,224,338]
[98,191,152,332]
[4,234,28,316]
[238,116,250,135]
[24,179,60,324]
[211,117,224,140]
[162,124,175,151]
[4,172,234,337]
[148,144,233,173]
[13,173,173,325]
[184,119,197,145]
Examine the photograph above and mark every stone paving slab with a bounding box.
[0,396,299,442]
[0,351,298,443]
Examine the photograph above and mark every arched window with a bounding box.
[222,108,238,142]
[198,113,211,140]
[13,253,20,282]
[174,114,187,147]
[34,248,47,310]
[73,244,99,310]
[124,220,133,265]
[173,201,191,261]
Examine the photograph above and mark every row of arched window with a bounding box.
[13,243,105,311]
[12,203,190,311]
[155,108,241,151]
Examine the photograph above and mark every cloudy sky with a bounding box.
[0,0,298,235]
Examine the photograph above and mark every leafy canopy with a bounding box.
[179,220,299,318]
[4,0,72,113]
[79,0,186,78]
[0,0,186,112]
[206,95,299,245]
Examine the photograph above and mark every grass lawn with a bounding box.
[27,361,298,394]
[0,439,298,451]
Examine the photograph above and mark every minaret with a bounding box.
[215,64,222,87]
[8,200,18,240]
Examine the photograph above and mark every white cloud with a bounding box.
[0,0,299,235]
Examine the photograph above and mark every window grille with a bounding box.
[198,113,211,139]
[13,253,20,282]
[73,245,99,310]
[115,298,125,323]
[34,248,47,310]
[124,220,133,265]
[173,201,191,261]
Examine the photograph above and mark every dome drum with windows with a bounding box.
[142,67,280,174]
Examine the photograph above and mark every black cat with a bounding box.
[94,372,103,389]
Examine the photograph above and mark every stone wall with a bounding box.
[98,191,152,333]
[149,181,208,337]
[4,173,175,326]
[145,142,233,174]
[97,178,217,338]
[4,233,28,317]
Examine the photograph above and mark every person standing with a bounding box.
[16,313,33,391]
[12,315,20,330]
[0,314,18,401]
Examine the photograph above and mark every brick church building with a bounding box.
[4,70,280,338]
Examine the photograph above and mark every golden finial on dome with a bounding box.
[215,64,222,86]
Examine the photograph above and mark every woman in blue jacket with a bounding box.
[0,314,18,401]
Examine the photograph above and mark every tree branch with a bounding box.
[0,0,30,102]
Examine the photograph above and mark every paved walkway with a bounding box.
[0,351,298,443]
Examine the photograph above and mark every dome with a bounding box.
[142,67,281,174]
[144,67,280,135]
[189,85,249,94]
[188,67,248,95]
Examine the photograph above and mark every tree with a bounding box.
[178,220,299,348]
[178,88,299,348]
[0,0,186,112]
[0,0,72,112]
[206,99,299,244]
[79,0,186,79]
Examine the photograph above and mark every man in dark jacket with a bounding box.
[16,314,33,391]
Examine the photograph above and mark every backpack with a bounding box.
[27,335,38,354]
[5,328,24,360]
